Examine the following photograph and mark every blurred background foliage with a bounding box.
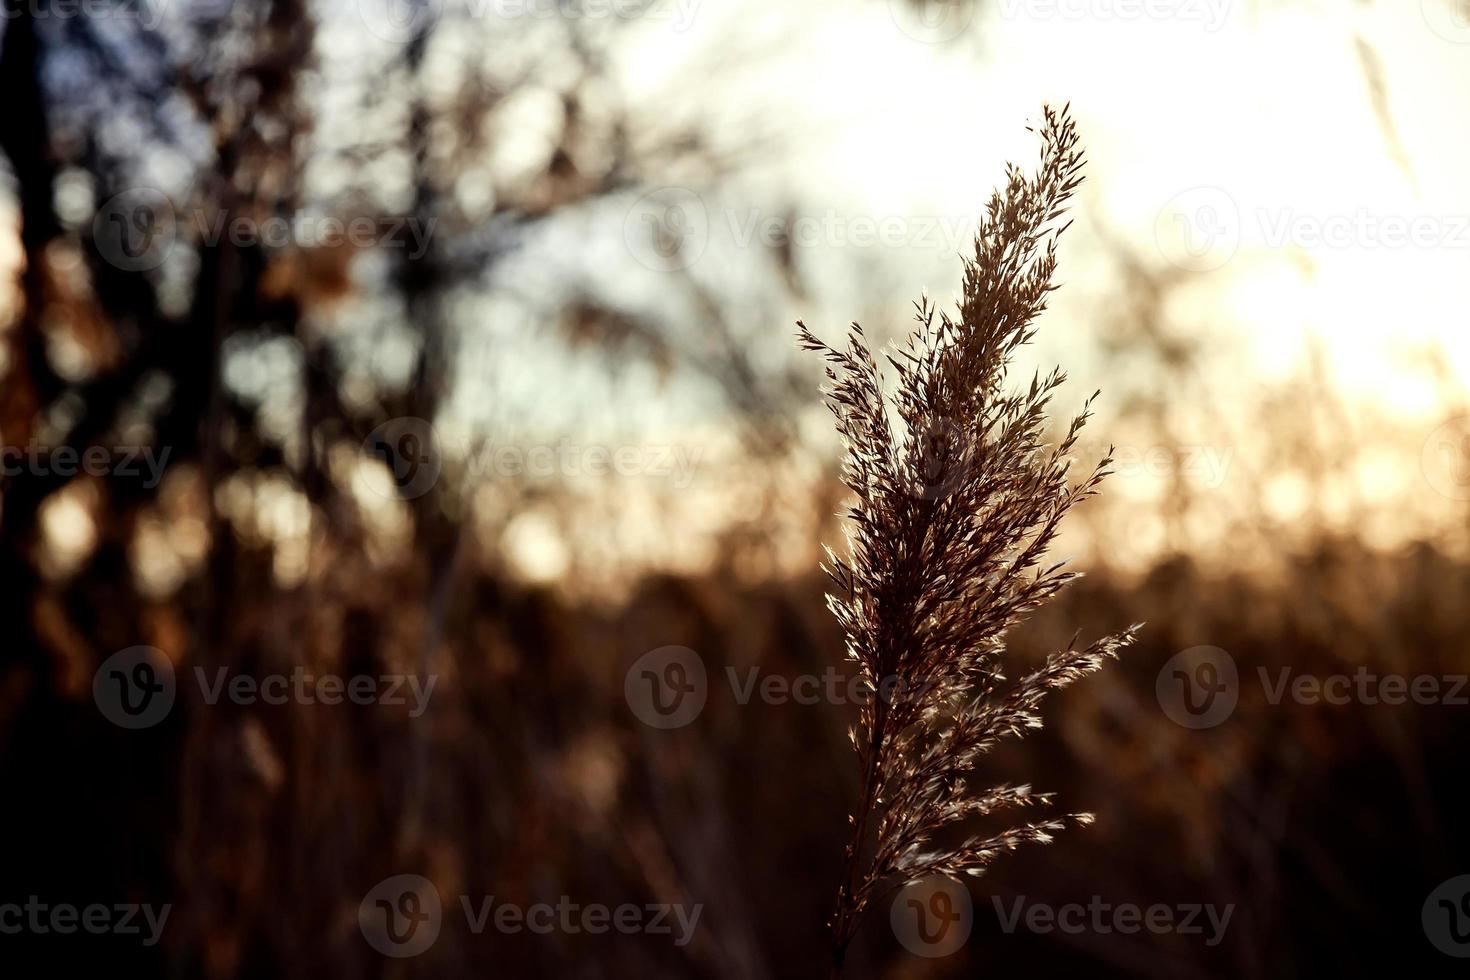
[2,0,1469,976]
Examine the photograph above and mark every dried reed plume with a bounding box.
[798,104,1140,971]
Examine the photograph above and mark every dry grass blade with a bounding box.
[799,103,1142,972]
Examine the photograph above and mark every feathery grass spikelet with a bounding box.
[800,104,1142,969]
